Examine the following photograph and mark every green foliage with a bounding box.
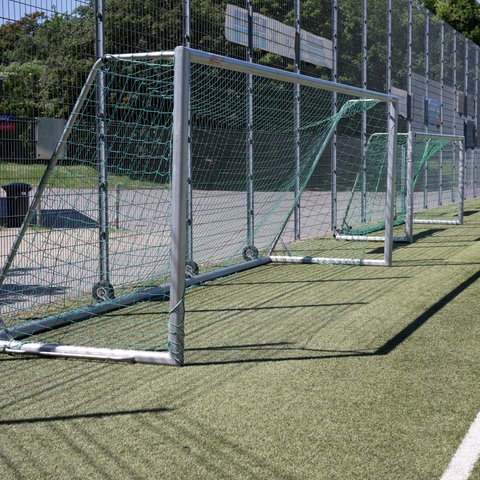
[0,12,46,56]
[103,0,182,53]
[422,0,480,44]
[1,0,479,120]
[0,7,95,118]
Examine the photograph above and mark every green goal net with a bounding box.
[337,132,464,242]
[0,47,397,365]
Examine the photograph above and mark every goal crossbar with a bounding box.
[0,47,398,366]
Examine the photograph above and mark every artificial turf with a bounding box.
[2,199,480,479]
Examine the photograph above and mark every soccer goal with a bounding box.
[336,131,465,243]
[0,47,397,366]
[409,132,465,230]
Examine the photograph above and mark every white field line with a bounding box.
[440,412,480,480]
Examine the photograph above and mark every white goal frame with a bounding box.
[336,131,465,244]
[409,132,465,233]
[0,46,398,366]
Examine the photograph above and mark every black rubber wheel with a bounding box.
[242,245,259,261]
[92,280,115,302]
[185,260,199,278]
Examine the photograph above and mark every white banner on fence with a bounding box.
[225,4,333,70]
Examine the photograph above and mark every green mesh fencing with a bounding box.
[0,49,396,364]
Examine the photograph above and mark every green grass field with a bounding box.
[2,199,480,479]
[0,162,162,189]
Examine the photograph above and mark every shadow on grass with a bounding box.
[188,301,367,313]
[376,267,480,355]
[202,275,411,287]
[187,346,375,366]
[367,228,446,255]
[187,267,480,366]
[0,407,173,425]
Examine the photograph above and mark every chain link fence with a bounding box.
[0,0,479,228]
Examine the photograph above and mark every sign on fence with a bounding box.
[0,114,16,132]
[225,4,333,70]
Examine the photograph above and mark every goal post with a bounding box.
[336,131,465,244]
[409,132,465,229]
[0,46,398,366]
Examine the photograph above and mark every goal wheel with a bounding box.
[92,280,115,302]
[185,260,199,278]
[242,245,259,261]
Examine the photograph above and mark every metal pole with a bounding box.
[331,0,338,232]
[407,0,413,233]
[183,0,194,265]
[475,45,479,197]
[439,20,445,205]
[386,0,392,96]
[423,10,429,209]
[294,0,301,241]
[407,0,412,134]
[246,0,255,249]
[464,41,469,201]
[387,0,398,220]
[384,100,398,266]
[93,0,113,301]
[361,0,367,223]
[169,46,190,366]
[452,32,458,203]
[458,139,465,225]
[406,131,414,242]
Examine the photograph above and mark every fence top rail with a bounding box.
[104,47,399,105]
[412,131,465,142]
[105,51,175,62]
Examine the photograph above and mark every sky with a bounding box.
[1,0,85,25]
[2,0,480,26]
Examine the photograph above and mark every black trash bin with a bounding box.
[2,182,32,228]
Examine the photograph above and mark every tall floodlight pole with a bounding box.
[93,0,114,301]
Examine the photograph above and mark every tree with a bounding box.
[0,7,95,118]
[0,12,46,60]
[421,0,480,45]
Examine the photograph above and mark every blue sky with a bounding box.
[1,1,85,25]
[2,0,480,25]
